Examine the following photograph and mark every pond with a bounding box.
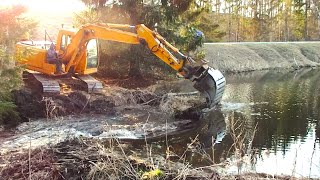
[146,68,320,178]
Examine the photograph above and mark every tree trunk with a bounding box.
[227,2,232,42]
[304,0,309,40]
[127,2,143,78]
[128,45,143,78]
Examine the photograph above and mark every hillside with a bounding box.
[204,42,320,72]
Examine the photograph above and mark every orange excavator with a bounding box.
[16,23,225,107]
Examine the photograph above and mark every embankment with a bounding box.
[204,42,320,72]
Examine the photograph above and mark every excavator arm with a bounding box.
[60,23,225,107]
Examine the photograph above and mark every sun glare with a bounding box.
[0,0,85,14]
[0,0,86,40]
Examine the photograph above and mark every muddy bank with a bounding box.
[11,78,206,122]
[205,42,320,72]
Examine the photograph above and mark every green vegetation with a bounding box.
[0,47,22,126]
[0,5,37,126]
[74,0,320,77]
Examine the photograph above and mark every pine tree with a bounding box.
[0,5,36,126]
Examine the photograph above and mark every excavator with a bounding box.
[16,23,225,107]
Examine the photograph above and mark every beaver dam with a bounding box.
[1,42,320,179]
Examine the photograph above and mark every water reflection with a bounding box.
[141,69,320,178]
[219,69,320,177]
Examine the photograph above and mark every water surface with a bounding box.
[166,68,320,178]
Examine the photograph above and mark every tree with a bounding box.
[77,0,224,78]
[0,5,36,126]
[209,0,320,42]
[0,5,36,48]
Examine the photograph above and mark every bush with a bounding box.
[0,46,22,127]
[98,41,176,79]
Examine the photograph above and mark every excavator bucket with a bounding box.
[192,66,226,108]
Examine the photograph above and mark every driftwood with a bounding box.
[166,91,199,97]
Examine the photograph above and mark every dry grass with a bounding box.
[103,86,160,107]
[2,137,214,179]
[1,134,311,180]
[225,113,259,175]
[159,92,204,115]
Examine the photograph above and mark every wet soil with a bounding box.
[12,74,207,123]
[12,77,165,121]
[94,75,157,89]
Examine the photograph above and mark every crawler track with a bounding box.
[23,71,103,94]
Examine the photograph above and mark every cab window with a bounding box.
[60,35,71,50]
[60,35,66,50]
[86,39,98,69]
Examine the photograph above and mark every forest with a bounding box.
[209,0,320,42]
[78,0,320,42]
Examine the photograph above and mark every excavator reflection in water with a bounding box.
[16,23,225,107]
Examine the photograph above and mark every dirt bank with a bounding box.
[205,42,320,72]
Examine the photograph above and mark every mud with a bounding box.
[12,89,116,120]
